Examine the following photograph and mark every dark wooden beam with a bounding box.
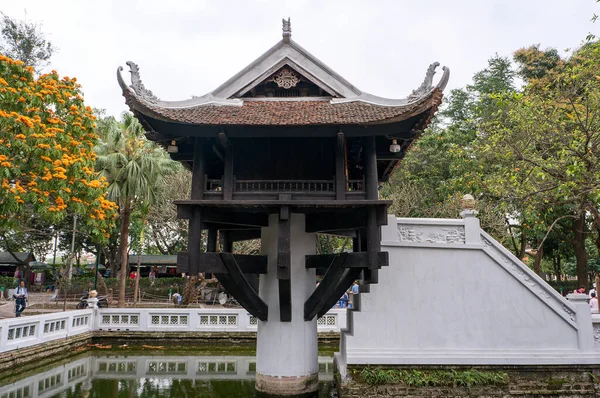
[202,210,269,227]
[277,217,291,280]
[316,268,362,319]
[177,252,268,274]
[220,229,261,242]
[364,136,378,200]
[191,137,205,200]
[207,226,218,252]
[187,207,202,275]
[221,231,233,253]
[305,206,388,233]
[217,253,268,321]
[279,279,292,322]
[304,253,347,321]
[335,131,346,200]
[277,216,291,322]
[305,252,388,269]
[367,207,380,269]
[219,132,234,200]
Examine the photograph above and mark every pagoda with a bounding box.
[118,19,448,396]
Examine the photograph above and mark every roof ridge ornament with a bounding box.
[282,17,291,43]
[408,62,440,101]
[125,61,159,104]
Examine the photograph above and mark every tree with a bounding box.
[0,54,117,284]
[478,41,600,286]
[95,113,178,307]
[145,166,190,255]
[0,13,53,71]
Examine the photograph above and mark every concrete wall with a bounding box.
[341,213,600,367]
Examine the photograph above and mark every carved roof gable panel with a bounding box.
[240,65,336,98]
[211,40,362,100]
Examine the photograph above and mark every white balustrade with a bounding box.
[0,309,93,354]
[0,307,346,353]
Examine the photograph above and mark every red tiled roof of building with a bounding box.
[124,90,443,126]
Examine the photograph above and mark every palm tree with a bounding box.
[95,113,178,307]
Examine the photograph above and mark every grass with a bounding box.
[356,366,509,388]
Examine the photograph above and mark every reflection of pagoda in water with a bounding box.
[118,19,447,395]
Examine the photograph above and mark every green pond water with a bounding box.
[0,344,338,398]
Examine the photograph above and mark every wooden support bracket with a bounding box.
[215,253,268,321]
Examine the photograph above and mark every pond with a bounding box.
[0,344,338,398]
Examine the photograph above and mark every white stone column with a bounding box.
[256,213,318,395]
[567,293,596,352]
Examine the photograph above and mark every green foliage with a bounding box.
[357,366,509,387]
[0,12,53,71]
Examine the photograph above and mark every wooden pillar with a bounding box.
[191,138,205,200]
[364,136,378,200]
[188,207,202,275]
[277,213,292,322]
[188,138,206,276]
[364,136,379,283]
[221,231,233,253]
[335,131,346,200]
[207,227,218,252]
[219,132,234,200]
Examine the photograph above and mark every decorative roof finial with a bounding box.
[282,17,291,43]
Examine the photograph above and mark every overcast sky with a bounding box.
[2,0,598,117]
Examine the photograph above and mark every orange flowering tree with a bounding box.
[0,53,117,244]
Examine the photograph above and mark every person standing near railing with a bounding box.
[14,280,28,317]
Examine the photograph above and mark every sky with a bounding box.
[2,0,598,118]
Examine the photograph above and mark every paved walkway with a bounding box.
[0,292,61,319]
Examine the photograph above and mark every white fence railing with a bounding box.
[0,309,93,354]
[0,308,346,354]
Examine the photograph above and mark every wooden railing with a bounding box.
[204,177,366,193]
[235,179,334,192]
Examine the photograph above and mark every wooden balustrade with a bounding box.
[204,178,365,193]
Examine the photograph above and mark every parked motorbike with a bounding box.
[76,291,109,309]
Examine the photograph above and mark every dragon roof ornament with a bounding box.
[407,62,441,101]
[119,61,159,104]
[282,18,291,43]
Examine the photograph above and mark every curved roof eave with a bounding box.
[117,62,449,124]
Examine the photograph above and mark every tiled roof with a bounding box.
[124,89,443,127]
[0,252,32,264]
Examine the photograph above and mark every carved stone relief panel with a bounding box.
[397,224,465,244]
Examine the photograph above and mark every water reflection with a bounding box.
[0,354,335,398]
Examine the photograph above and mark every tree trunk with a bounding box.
[572,213,588,289]
[118,200,132,307]
[133,224,145,306]
[533,246,543,276]
[518,228,527,260]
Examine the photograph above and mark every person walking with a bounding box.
[14,280,28,317]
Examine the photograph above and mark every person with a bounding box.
[351,281,359,295]
[590,292,599,314]
[338,291,349,308]
[149,268,156,286]
[589,283,597,298]
[14,280,28,317]
[577,286,586,294]
[129,270,136,280]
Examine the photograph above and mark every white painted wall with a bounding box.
[342,214,600,366]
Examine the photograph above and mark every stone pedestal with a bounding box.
[256,213,318,395]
